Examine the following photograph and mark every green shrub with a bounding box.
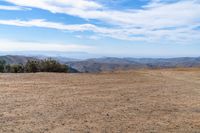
[0,59,68,73]
[10,64,24,73]
[0,60,6,73]
[40,59,68,72]
[25,60,40,73]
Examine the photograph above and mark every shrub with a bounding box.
[24,59,68,73]
[0,59,69,73]
[10,64,24,73]
[0,60,6,73]
[4,64,11,73]
[40,59,68,73]
[25,60,40,73]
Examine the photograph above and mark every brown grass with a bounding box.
[1,69,200,133]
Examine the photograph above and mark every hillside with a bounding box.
[0,55,37,64]
[66,60,147,73]
[0,55,78,64]
[66,57,200,72]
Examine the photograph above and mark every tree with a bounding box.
[0,59,69,73]
[10,64,24,73]
[25,60,40,73]
[40,59,68,72]
[0,60,6,73]
[4,64,11,73]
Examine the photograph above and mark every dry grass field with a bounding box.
[1,68,200,133]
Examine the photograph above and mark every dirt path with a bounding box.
[0,69,200,133]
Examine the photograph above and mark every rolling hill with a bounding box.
[66,57,200,72]
[0,55,37,64]
[1,55,200,73]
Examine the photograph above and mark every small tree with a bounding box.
[4,64,11,73]
[10,64,24,73]
[40,58,68,72]
[25,60,40,73]
[0,60,6,73]
[0,59,69,73]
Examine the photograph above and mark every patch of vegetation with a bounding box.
[0,58,69,73]
[0,60,6,72]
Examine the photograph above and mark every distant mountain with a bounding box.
[0,55,37,64]
[66,58,147,73]
[0,51,102,59]
[66,57,200,72]
[124,57,200,68]
[0,55,80,64]
[36,56,80,63]
[1,55,200,73]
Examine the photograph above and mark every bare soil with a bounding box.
[1,68,200,133]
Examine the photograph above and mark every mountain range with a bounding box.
[1,55,200,73]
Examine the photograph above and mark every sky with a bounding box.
[0,0,200,58]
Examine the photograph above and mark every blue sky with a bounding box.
[0,0,200,58]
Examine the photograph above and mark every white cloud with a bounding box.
[4,0,102,12]
[0,19,199,43]
[0,40,92,52]
[4,0,200,27]
[0,19,98,31]
[0,19,128,40]
[1,0,200,43]
[0,5,28,10]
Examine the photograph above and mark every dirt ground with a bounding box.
[1,68,200,133]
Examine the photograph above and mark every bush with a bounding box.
[10,64,24,73]
[25,60,40,73]
[0,59,69,73]
[40,59,68,72]
[24,59,68,73]
[0,60,6,72]
[4,64,11,73]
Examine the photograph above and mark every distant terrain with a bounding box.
[1,69,200,132]
[66,57,200,72]
[1,55,200,72]
[0,55,36,64]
